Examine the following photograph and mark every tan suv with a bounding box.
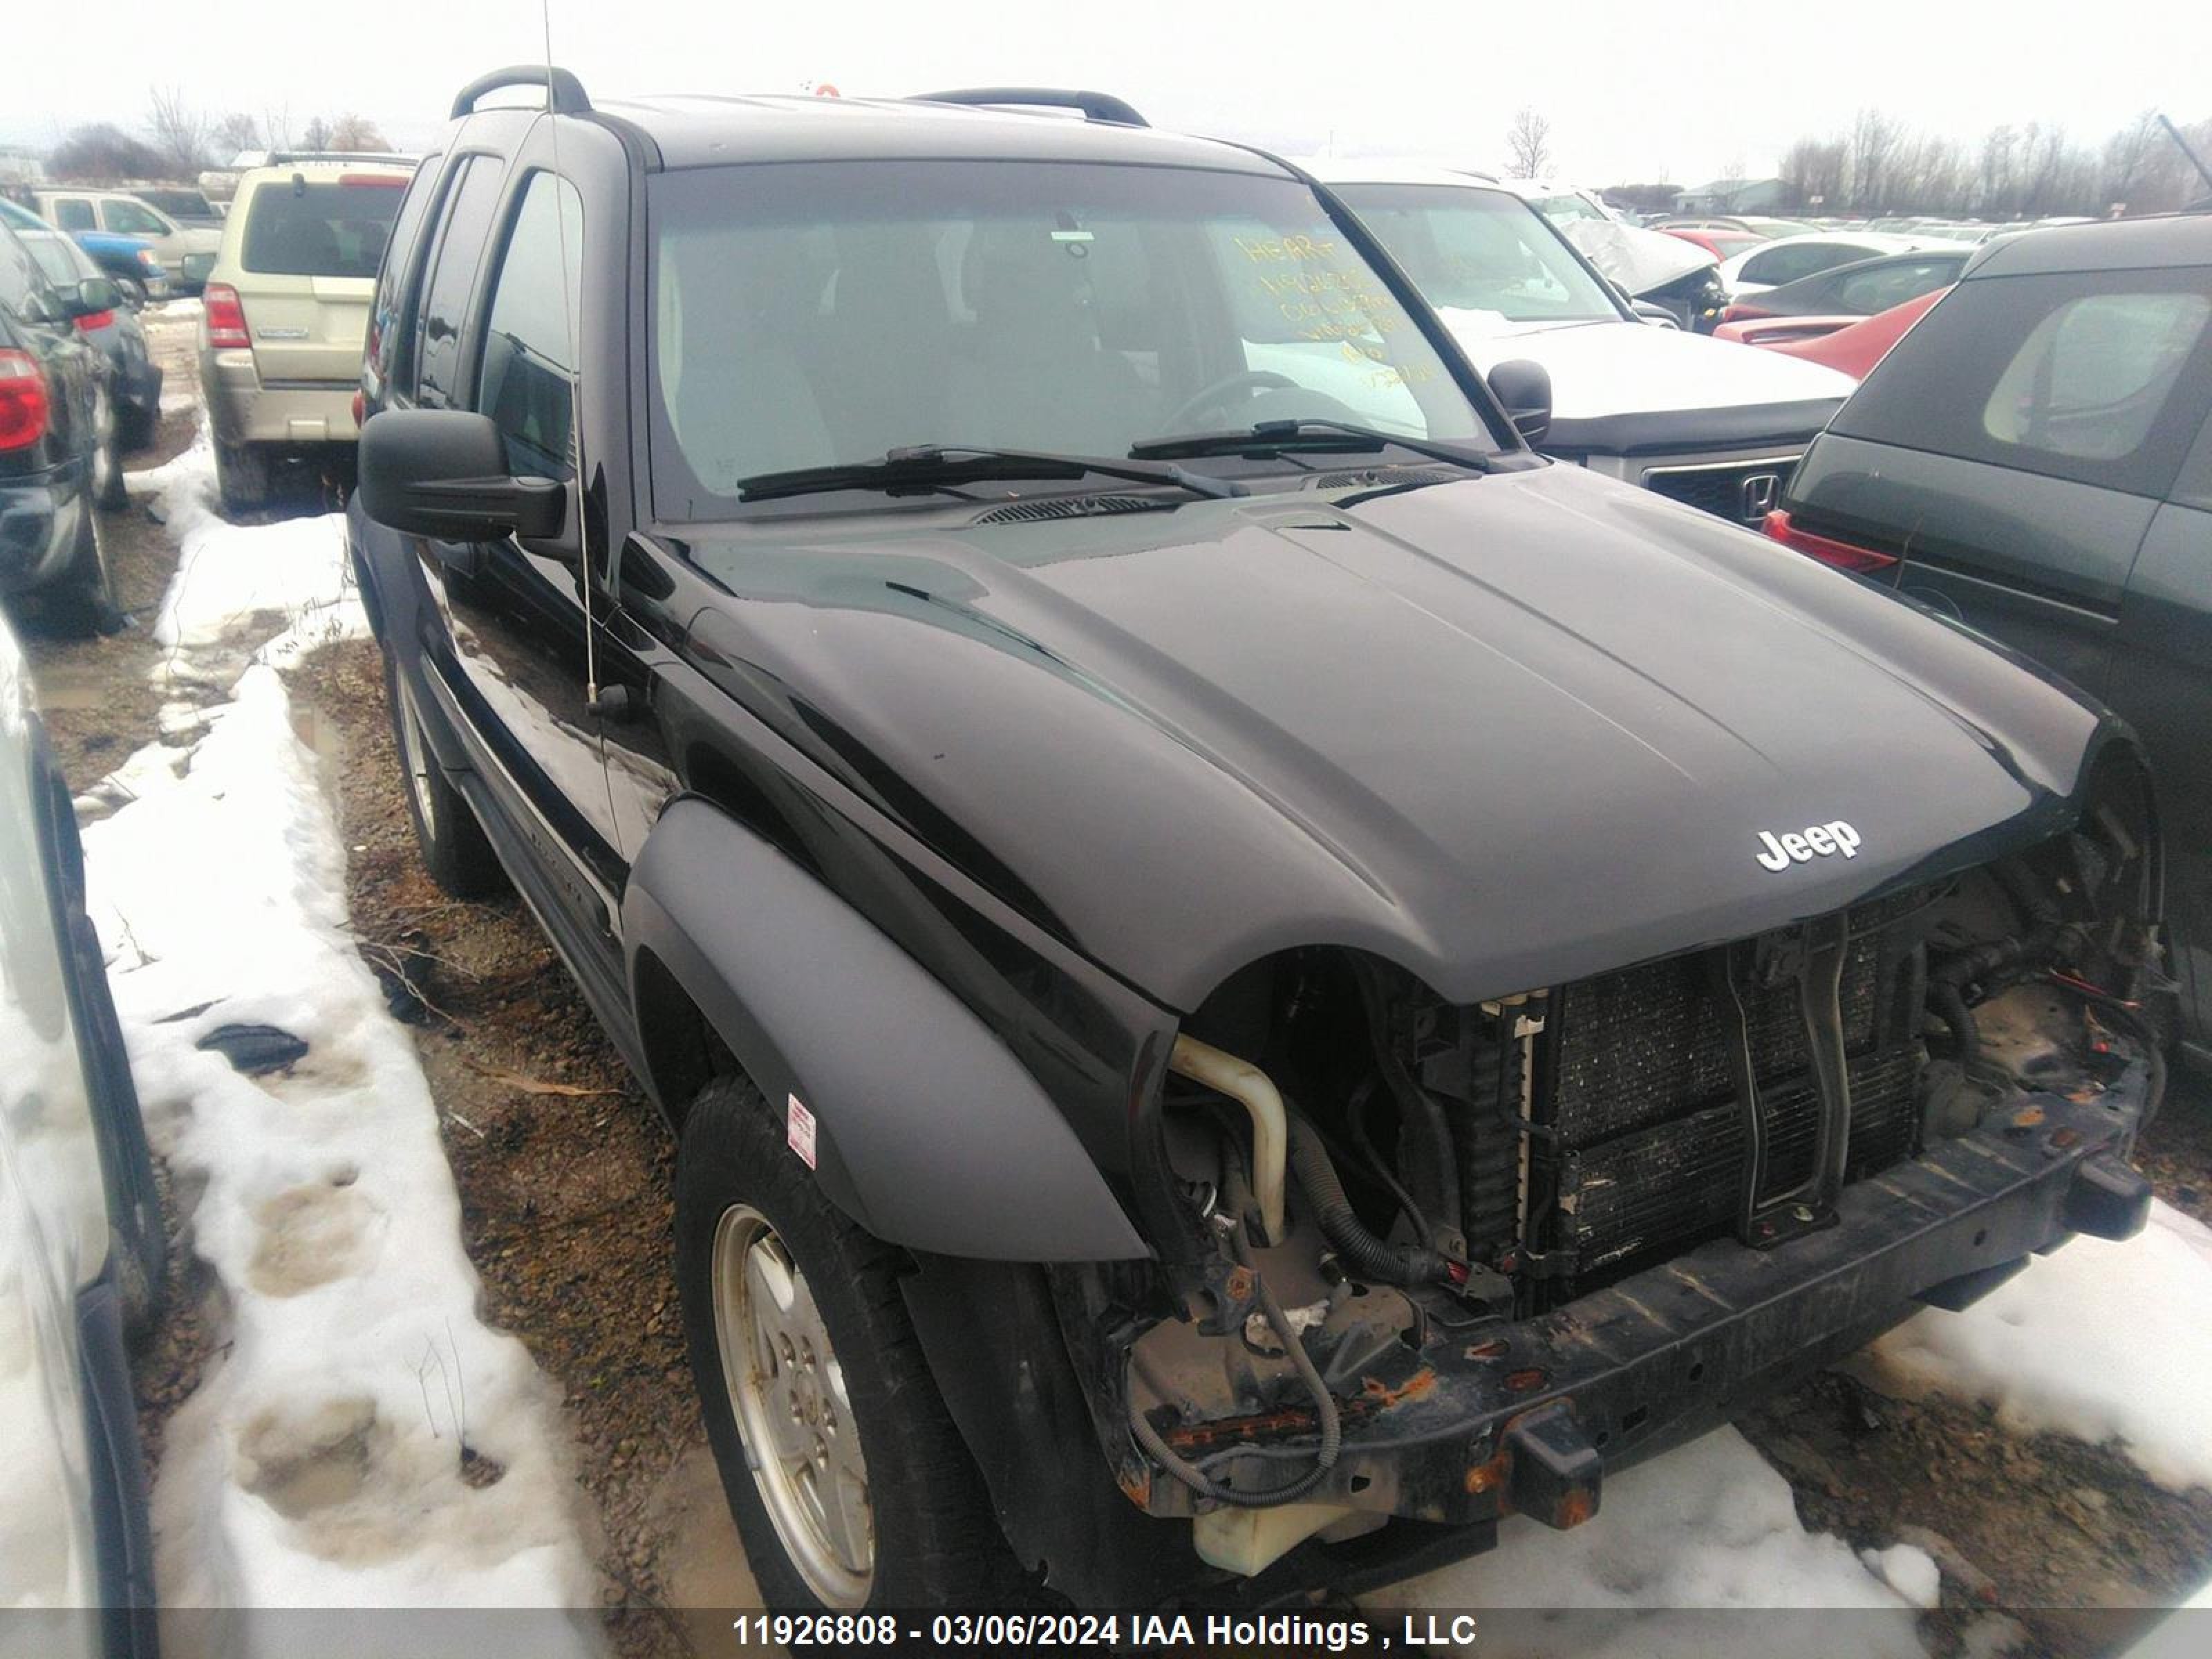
[197,157,413,510]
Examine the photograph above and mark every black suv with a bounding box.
[350,69,2165,1610]
[1770,215,2212,1070]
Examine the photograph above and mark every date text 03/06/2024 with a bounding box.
[727,1612,1482,1650]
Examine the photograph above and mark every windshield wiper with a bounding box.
[1128,419,1500,474]
[737,443,1248,504]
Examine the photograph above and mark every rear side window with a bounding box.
[51,198,94,231]
[1981,290,2210,460]
[1835,267,2212,496]
[411,157,506,409]
[1835,256,1959,315]
[102,199,169,237]
[241,178,404,278]
[1742,241,1868,288]
[366,155,442,394]
[474,172,583,480]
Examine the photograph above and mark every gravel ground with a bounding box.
[15,316,2212,1651]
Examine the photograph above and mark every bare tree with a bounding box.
[262,104,294,151]
[2100,111,2163,213]
[1846,106,1900,210]
[212,112,261,161]
[1504,106,1552,180]
[145,85,212,178]
[325,113,394,153]
[301,115,332,151]
[1779,135,1847,207]
[52,124,170,182]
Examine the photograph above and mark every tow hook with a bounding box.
[1466,1399,1602,1530]
[2062,1155,2152,1241]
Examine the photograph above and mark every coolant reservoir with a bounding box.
[1191,1501,1381,1576]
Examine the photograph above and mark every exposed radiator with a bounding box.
[1537,894,1926,1284]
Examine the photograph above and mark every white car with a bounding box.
[1713,231,1932,301]
[197,156,415,510]
[1495,176,1721,328]
[1306,160,1858,529]
[33,189,223,296]
[0,616,162,1653]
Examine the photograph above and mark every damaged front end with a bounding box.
[1067,759,2165,1586]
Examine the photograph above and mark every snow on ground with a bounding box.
[2117,1573,2212,1658]
[1363,1426,1931,1657]
[82,437,601,1643]
[1850,1200,2212,1492]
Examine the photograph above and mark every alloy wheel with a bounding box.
[711,1203,874,1606]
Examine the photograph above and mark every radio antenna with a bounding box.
[540,0,599,708]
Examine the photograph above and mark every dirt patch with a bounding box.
[1742,1078,2212,1658]
[287,638,740,1657]
[1743,1367,2212,1657]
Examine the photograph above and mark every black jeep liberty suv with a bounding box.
[348,68,2165,1609]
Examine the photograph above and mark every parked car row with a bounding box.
[29,188,218,296]
[0,215,127,637]
[339,70,2175,1615]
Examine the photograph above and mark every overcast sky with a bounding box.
[13,1,2210,187]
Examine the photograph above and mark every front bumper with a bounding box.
[199,349,358,448]
[1134,1071,2150,1535]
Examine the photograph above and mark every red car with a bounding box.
[1714,285,1947,382]
[1658,226,1765,263]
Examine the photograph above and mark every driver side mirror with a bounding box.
[65,276,123,319]
[1486,359,1553,449]
[358,409,566,543]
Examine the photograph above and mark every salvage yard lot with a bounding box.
[16,303,2212,1656]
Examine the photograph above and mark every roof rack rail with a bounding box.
[451,65,591,120]
[259,150,420,168]
[914,87,1147,128]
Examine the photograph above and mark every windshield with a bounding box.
[1530,192,1607,225]
[1329,183,1622,337]
[646,160,1493,518]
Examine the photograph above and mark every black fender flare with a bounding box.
[622,798,1149,1261]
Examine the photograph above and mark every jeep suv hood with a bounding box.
[679,464,2110,1011]
[1441,315,1858,424]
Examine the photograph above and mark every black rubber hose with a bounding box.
[1346,1077,1437,1246]
[1286,1112,1454,1286]
[1930,980,1981,1069]
[1351,960,1461,1239]
[1993,858,2062,932]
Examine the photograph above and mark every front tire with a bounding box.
[383,656,505,897]
[675,1076,1013,1610]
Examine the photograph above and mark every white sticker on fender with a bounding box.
[787,1094,818,1169]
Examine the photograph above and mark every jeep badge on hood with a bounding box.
[1756,821,1863,872]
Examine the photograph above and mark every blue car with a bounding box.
[0,200,169,305]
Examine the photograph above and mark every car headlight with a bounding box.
[138,250,162,271]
